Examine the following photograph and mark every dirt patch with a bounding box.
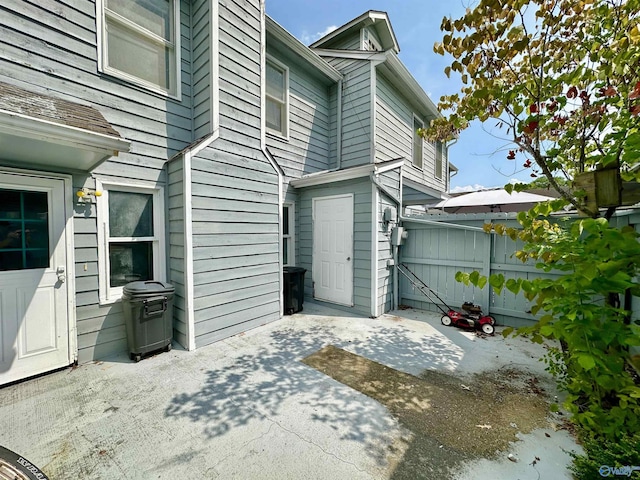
[303,345,552,479]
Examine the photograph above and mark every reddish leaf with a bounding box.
[507,150,516,160]
[631,104,640,116]
[567,86,578,99]
[530,103,539,113]
[522,121,539,134]
[629,81,640,100]
[523,159,532,168]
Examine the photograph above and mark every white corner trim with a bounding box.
[182,149,196,351]
[210,0,220,133]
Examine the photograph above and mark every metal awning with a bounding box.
[0,82,130,172]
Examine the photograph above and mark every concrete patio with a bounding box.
[0,302,581,479]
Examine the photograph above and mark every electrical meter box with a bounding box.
[391,226,408,246]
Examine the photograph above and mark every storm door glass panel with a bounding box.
[108,191,154,286]
[0,189,49,271]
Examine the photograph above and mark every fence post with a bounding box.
[482,230,492,312]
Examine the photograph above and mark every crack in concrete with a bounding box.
[265,415,370,474]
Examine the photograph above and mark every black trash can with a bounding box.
[283,266,306,315]
[122,280,175,362]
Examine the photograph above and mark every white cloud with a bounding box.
[300,25,338,45]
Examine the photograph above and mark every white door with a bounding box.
[313,195,353,306]
[0,173,71,385]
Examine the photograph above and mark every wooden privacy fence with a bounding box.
[398,210,640,327]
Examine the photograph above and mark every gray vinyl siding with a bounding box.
[328,83,339,169]
[189,139,280,348]
[218,0,262,148]
[167,158,188,348]
[376,168,401,313]
[298,178,372,315]
[192,0,213,139]
[318,31,361,51]
[265,43,333,180]
[325,59,372,168]
[375,72,447,194]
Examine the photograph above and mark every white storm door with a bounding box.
[0,173,71,385]
[312,195,353,306]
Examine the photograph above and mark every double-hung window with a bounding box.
[266,58,289,137]
[97,180,166,303]
[412,116,424,169]
[282,204,294,266]
[435,141,443,180]
[98,0,180,97]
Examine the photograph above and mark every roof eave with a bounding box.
[0,109,131,172]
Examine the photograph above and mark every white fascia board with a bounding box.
[0,109,130,154]
[375,159,404,174]
[313,48,388,62]
[266,16,342,83]
[291,165,374,188]
[290,160,404,188]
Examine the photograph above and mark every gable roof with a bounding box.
[310,10,399,54]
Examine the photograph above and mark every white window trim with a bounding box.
[412,114,424,170]
[435,141,443,180]
[265,55,290,139]
[96,178,166,304]
[283,203,295,266]
[96,0,182,99]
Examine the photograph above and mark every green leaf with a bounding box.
[489,274,505,293]
[455,271,469,285]
[502,326,515,337]
[540,325,554,337]
[506,278,521,295]
[578,354,596,371]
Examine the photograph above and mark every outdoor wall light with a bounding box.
[76,188,103,202]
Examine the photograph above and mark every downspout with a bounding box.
[260,0,284,317]
[336,78,343,170]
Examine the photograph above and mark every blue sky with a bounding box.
[265,0,529,192]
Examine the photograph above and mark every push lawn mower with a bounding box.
[397,263,496,335]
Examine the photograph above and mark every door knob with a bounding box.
[56,266,66,283]
[347,257,351,261]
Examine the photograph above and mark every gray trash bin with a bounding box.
[122,280,174,362]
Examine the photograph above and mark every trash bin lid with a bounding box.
[123,280,175,296]
[283,266,306,274]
